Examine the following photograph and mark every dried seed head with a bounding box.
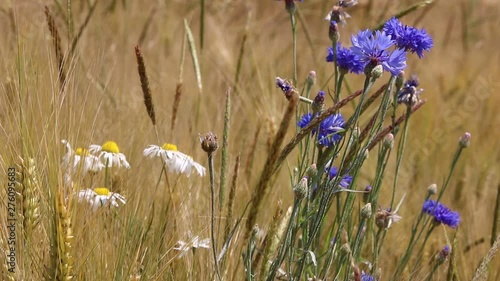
[200,131,219,153]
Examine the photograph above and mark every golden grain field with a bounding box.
[1,0,499,280]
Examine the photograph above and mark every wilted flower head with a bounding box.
[383,17,433,58]
[375,207,402,229]
[397,75,424,106]
[89,141,130,169]
[62,140,104,183]
[324,0,359,25]
[275,77,297,100]
[143,143,206,177]
[350,30,407,76]
[298,113,345,147]
[422,200,460,228]
[78,187,126,211]
[326,43,364,74]
[200,131,219,154]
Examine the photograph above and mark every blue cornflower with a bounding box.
[328,166,352,188]
[383,17,433,58]
[397,74,423,106]
[317,113,345,146]
[297,113,313,128]
[297,113,345,147]
[326,43,364,74]
[350,29,407,76]
[422,200,460,229]
[361,271,377,281]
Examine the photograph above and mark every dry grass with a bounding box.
[1,0,499,280]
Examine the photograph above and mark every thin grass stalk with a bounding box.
[223,154,240,245]
[219,88,231,212]
[245,124,261,181]
[171,31,187,135]
[289,10,297,84]
[234,15,250,93]
[69,0,98,55]
[184,19,203,95]
[390,105,412,209]
[471,235,500,281]
[244,92,299,243]
[44,6,66,89]
[138,7,156,45]
[295,8,317,64]
[200,0,205,50]
[446,234,459,281]
[67,0,73,40]
[134,45,159,141]
[492,184,500,246]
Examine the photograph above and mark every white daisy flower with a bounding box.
[143,143,206,177]
[173,235,210,257]
[89,141,130,169]
[77,187,126,211]
[62,140,104,183]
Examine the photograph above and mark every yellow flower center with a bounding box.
[161,143,178,151]
[75,147,89,156]
[94,187,110,196]
[102,141,120,154]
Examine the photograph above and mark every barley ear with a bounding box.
[18,158,41,240]
[55,191,74,281]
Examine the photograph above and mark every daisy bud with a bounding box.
[200,131,218,153]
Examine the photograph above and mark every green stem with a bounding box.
[290,12,297,85]
[208,153,222,281]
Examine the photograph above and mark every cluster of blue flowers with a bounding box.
[422,199,461,229]
[326,17,433,76]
